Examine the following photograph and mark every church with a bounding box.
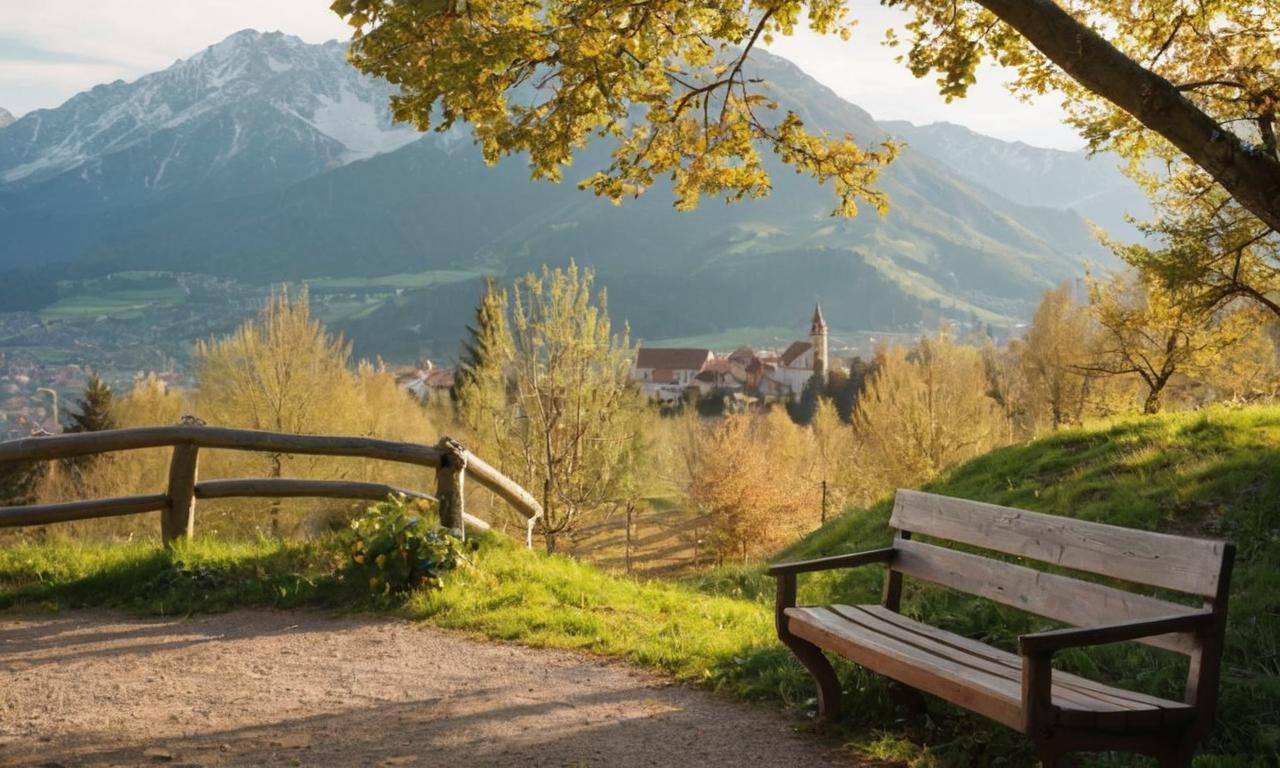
[768,304,829,394]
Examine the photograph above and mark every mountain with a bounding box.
[0,31,1119,361]
[0,108,14,129]
[0,30,420,213]
[879,120,1151,240]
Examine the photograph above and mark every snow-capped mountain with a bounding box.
[0,30,422,209]
[0,108,14,129]
[1,31,1124,355]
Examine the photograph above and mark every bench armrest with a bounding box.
[767,547,896,577]
[1018,611,1213,656]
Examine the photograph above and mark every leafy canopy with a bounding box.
[332,0,896,216]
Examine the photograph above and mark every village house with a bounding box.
[396,361,455,404]
[633,305,830,402]
[633,347,713,402]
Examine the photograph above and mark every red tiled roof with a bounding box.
[779,341,813,367]
[424,369,455,388]
[635,347,711,371]
[652,369,676,383]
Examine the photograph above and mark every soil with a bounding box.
[0,609,857,767]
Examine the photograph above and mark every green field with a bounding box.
[645,326,800,350]
[300,269,483,292]
[40,285,187,321]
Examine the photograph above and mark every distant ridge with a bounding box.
[880,120,1150,239]
[0,107,14,129]
[0,30,1124,360]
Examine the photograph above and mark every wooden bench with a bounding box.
[769,489,1235,767]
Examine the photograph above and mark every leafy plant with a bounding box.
[342,496,467,595]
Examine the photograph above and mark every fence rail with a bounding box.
[0,422,543,546]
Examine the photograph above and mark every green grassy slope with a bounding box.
[776,405,1280,765]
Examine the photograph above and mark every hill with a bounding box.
[0,31,1123,361]
[778,405,1280,763]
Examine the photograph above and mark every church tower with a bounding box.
[810,303,828,380]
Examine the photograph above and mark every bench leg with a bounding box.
[781,633,842,721]
[775,574,840,721]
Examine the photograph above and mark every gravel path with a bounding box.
[0,610,857,767]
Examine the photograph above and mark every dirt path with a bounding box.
[0,610,856,767]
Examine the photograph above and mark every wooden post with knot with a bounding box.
[162,415,205,546]
[434,437,467,539]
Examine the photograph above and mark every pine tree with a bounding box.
[65,373,116,433]
[455,277,515,472]
[456,277,511,394]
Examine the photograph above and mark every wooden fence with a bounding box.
[0,421,543,547]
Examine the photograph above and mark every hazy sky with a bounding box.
[0,0,1082,150]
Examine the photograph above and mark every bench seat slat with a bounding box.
[890,489,1228,597]
[892,538,1199,655]
[786,606,1194,733]
[855,606,1194,725]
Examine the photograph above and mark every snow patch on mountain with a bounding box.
[0,108,14,129]
[310,86,419,162]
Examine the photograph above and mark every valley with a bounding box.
[0,31,1146,390]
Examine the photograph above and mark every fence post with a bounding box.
[434,437,467,539]
[164,443,199,546]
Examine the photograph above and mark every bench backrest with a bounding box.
[886,489,1234,656]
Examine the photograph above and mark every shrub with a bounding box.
[342,496,467,595]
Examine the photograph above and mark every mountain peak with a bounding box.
[0,107,13,129]
[194,28,307,63]
[0,31,420,192]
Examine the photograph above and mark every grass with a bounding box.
[777,404,1280,766]
[0,532,811,713]
[3,404,1278,765]
[39,288,187,321]
[300,269,482,292]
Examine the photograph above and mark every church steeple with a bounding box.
[810,303,828,379]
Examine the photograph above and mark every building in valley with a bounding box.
[633,305,830,402]
[633,347,714,402]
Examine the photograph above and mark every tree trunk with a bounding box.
[975,0,1280,233]
[1143,388,1163,415]
[545,530,557,554]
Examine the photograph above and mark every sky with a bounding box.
[0,0,1083,150]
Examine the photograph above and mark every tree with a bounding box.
[1020,282,1094,429]
[786,374,823,425]
[686,413,808,563]
[334,0,1280,268]
[195,287,361,534]
[1120,187,1280,323]
[981,338,1032,443]
[455,277,515,468]
[808,397,855,521]
[855,327,1004,488]
[495,262,645,552]
[64,373,116,434]
[1083,269,1255,414]
[889,0,1280,235]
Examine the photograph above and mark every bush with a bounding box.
[342,496,467,595]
